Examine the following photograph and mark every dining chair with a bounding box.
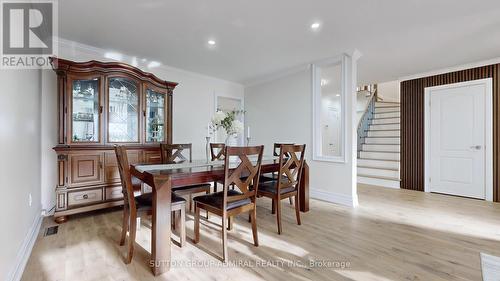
[193,145,263,262]
[260,142,295,182]
[210,143,225,192]
[210,143,226,161]
[257,144,305,234]
[260,143,295,206]
[114,145,186,264]
[160,143,212,212]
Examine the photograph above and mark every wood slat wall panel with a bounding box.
[400,64,500,202]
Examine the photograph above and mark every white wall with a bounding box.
[39,39,245,211]
[245,55,358,206]
[377,80,400,102]
[40,70,58,214]
[0,70,43,281]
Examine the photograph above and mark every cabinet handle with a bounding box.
[99,106,103,114]
[83,194,89,199]
[99,162,103,169]
[143,110,146,117]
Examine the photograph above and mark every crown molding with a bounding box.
[399,57,500,82]
[54,37,244,88]
[244,50,361,88]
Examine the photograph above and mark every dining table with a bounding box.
[130,157,309,276]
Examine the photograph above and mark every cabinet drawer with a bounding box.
[68,188,103,207]
[105,186,123,200]
[68,153,104,186]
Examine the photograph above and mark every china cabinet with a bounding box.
[50,58,177,223]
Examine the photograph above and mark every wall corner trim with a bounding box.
[7,214,42,281]
[310,188,357,207]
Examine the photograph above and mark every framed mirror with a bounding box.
[312,55,347,162]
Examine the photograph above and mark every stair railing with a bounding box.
[357,85,378,157]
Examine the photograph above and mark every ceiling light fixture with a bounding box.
[208,40,216,46]
[311,22,321,30]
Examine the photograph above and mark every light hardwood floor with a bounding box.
[22,185,500,281]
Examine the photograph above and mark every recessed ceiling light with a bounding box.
[336,94,340,97]
[208,40,216,46]
[311,22,321,30]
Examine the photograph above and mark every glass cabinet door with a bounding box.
[108,77,139,142]
[145,88,166,142]
[71,78,100,142]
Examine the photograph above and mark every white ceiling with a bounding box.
[59,0,500,85]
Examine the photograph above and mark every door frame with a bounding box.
[424,78,493,201]
[213,93,245,145]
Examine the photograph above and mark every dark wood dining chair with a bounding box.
[193,145,263,262]
[210,143,226,161]
[210,143,226,192]
[260,142,295,182]
[114,145,186,264]
[257,144,305,234]
[160,143,212,212]
[260,143,295,206]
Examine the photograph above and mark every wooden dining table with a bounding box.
[130,157,309,276]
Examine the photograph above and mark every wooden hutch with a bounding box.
[50,58,177,223]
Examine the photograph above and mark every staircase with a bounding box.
[357,101,400,188]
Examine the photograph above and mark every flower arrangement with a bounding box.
[210,109,245,140]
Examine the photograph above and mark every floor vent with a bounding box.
[44,226,58,236]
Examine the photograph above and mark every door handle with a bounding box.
[470,145,482,150]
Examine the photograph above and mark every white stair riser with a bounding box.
[357,159,400,169]
[360,151,399,160]
[374,112,400,119]
[364,137,400,144]
[371,118,400,125]
[375,102,400,108]
[370,123,400,130]
[374,107,400,113]
[357,176,400,189]
[362,144,400,152]
[368,130,400,137]
[358,167,400,178]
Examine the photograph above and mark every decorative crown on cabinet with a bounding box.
[50,57,177,223]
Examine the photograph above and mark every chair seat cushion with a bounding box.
[259,174,289,183]
[193,190,251,210]
[258,180,296,195]
[173,183,211,194]
[135,192,186,207]
[259,174,277,182]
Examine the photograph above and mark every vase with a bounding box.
[225,134,237,146]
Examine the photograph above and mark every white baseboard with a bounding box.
[41,205,56,217]
[310,188,358,207]
[7,214,42,281]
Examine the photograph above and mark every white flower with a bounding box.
[211,111,226,126]
[229,120,244,135]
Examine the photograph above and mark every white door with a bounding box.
[428,82,488,199]
[322,107,340,156]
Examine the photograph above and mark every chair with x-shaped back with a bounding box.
[210,143,226,192]
[160,143,211,212]
[257,144,305,234]
[115,145,186,264]
[193,145,263,262]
